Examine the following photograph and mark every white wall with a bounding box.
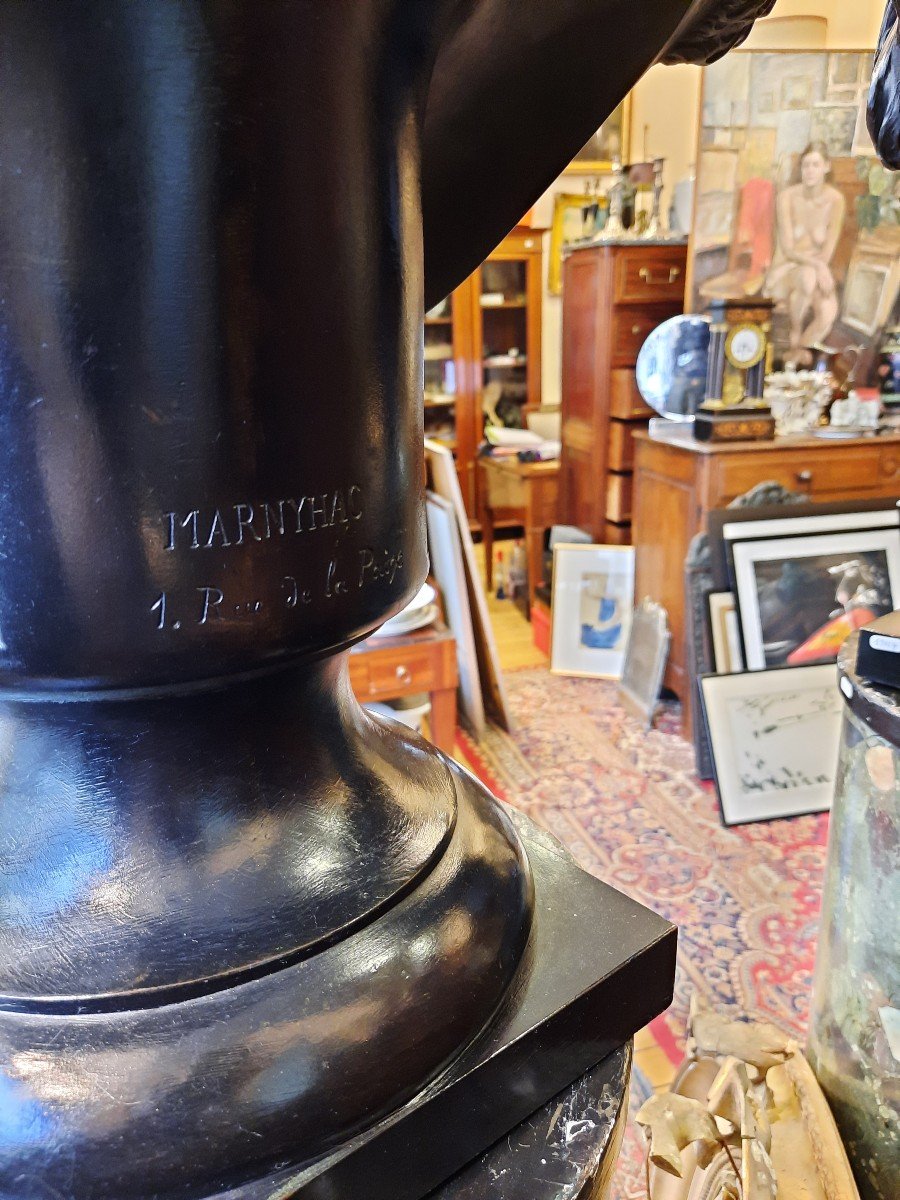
[536,0,887,408]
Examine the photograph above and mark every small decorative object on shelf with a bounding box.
[602,158,629,239]
[642,157,666,240]
[636,313,711,422]
[827,388,883,432]
[764,369,834,436]
[808,628,900,1200]
[694,298,776,442]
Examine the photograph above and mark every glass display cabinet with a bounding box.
[425,226,544,520]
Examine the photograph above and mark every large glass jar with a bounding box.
[808,632,900,1200]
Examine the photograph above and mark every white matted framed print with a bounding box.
[550,544,634,678]
[700,663,842,825]
[732,528,900,670]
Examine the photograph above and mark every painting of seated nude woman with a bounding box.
[764,142,845,364]
[689,49,898,369]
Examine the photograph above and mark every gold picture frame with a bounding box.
[549,192,590,295]
[565,98,632,174]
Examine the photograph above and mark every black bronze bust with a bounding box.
[0,4,773,1197]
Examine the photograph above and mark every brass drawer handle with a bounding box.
[796,469,813,484]
[631,323,642,336]
[395,664,413,685]
[638,265,681,285]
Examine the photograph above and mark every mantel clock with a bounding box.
[695,298,776,442]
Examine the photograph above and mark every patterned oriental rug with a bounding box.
[453,668,830,1200]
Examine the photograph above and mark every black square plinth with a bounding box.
[431,1043,632,1199]
[221,815,676,1200]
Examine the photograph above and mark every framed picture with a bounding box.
[707,498,900,590]
[618,598,670,729]
[732,527,900,670]
[700,663,843,825]
[707,591,744,673]
[425,492,485,735]
[686,49,900,368]
[566,100,630,174]
[842,238,900,337]
[549,192,591,295]
[550,544,634,678]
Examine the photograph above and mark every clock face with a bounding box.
[725,323,765,369]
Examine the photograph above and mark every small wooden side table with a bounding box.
[478,456,560,607]
[349,619,459,754]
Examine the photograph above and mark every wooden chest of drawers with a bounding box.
[632,429,900,716]
[559,240,688,543]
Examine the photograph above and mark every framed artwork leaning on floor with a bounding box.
[550,543,634,679]
[700,663,843,825]
[707,590,744,674]
[731,526,900,670]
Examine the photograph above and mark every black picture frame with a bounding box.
[707,497,900,592]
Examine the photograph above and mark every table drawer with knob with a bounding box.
[714,443,900,503]
[611,306,681,367]
[363,647,437,697]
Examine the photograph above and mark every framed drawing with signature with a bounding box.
[699,663,842,825]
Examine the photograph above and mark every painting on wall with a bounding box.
[687,50,900,369]
[567,100,630,173]
[548,192,592,294]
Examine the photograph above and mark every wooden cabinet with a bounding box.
[424,226,544,520]
[558,240,687,542]
[631,429,900,716]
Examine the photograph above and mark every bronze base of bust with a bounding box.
[0,664,673,1199]
[0,2,778,1195]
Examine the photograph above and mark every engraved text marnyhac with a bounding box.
[163,486,363,551]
